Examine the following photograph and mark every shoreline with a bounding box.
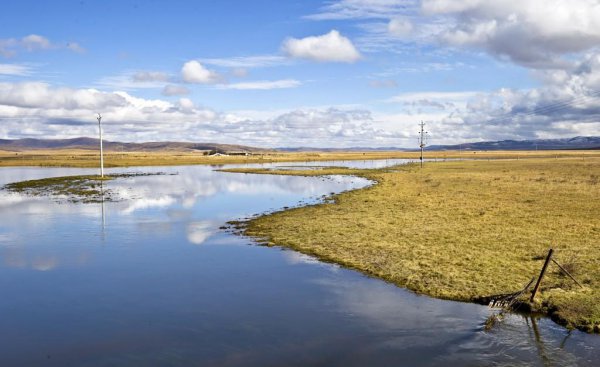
[223,159,600,333]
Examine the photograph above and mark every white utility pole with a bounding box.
[418,121,428,168]
[97,113,104,177]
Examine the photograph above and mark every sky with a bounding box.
[1,0,599,148]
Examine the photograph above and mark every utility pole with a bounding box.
[418,121,428,168]
[97,113,104,178]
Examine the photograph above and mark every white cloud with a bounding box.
[0,34,83,57]
[0,63,33,76]
[388,17,413,37]
[422,0,600,68]
[369,79,398,88]
[0,82,127,110]
[230,68,248,78]
[0,81,218,141]
[200,55,289,68]
[132,71,169,82]
[181,60,221,84]
[306,0,419,20]
[282,30,362,63]
[380,51,600,143]
[21,35,51,51]
[0,82,408,147]
[161,84,190,96]
[66,42,85,53]
[94,70,171,91]
[0,39,17,58]
[217,79,301,90]
[387,91,479,103]
[178,97,195,111]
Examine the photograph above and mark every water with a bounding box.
[0,162,598,366]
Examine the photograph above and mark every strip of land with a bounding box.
[2,173,168,203]
[223,157,600,332]
[1,149,599,167]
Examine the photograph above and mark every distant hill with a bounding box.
[0,137,271,154]
[426,136,600,151]
[1,136,598,153]
[279,136,600,151]
[277,146,402,152]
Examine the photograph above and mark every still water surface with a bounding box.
[0,161,598,366]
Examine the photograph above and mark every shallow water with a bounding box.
[0,162,598,366]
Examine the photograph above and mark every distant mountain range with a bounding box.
[279,136,600,151]
[426,136,600,151]
[0,136,598,152]
[0,137,271,153]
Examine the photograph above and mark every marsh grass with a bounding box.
[228,158,600,332]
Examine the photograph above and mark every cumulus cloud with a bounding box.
[0,82,127,110]
[181,60,221,84]
[282,30,362,63]
[382,52,600,143]
[422,0,600,68]
[0,81,408,147]
[217,79,301,90]
[0,81,218,141]
[161,84,190,96]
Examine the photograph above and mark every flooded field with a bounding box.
[0,161,598,366]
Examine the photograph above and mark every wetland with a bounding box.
[0,159,599,366]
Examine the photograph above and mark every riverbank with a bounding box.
[224,158,600,332]
[1,149,599,167]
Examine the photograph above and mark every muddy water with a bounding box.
[0,162,597,366]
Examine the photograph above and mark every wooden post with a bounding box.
[530,248,553,302]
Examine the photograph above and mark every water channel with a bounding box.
[0,160,598,366]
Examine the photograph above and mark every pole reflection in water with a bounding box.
[529,315,551,366]
[100,180,106,241]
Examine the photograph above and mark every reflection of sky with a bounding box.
[0,164,371,270]
[0,163,598,366]
[224,158,414,170]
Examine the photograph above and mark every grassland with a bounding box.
[225,157,600,332]
[1,148,599,168]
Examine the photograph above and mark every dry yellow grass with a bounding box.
[227,157,600,332]
[1,148,599,168]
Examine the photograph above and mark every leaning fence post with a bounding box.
[530,248,554,302]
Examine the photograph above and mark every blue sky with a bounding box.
[1,0,599,147]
